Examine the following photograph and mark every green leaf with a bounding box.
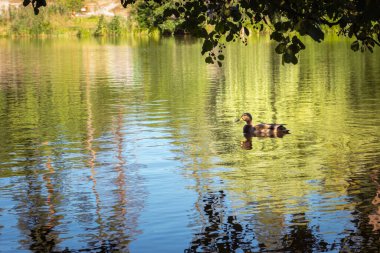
[163,8,173,18]
[178,6,185,13]
[255,15,262,22]
[274,22,282,31]
[282,21,291,31]
[197,15,206,23]
[215,23,225,33]
[184,1,194,10]
[231,8,242,22]
[273,21,291,32]
[275,43,287,54]
[291,36,299,44]
[327,9,334,19]
[202,40,213,55]
[292,36,306,50]
[244,27,249,36]
[283,53,292,63]
[196,28,208,38]
[226,33,234,42]
[283,52,298,64]
[172,9,180,18]
[289,43,300,54]
[270,31,284,42]
[205,56,214,64]
[298,40,306,50]
[246,12,253,20]
[290,55,298,64]
[351,40,359,51]
[303,21,324,42]
[23,0,31,7]
[201,28,208,37]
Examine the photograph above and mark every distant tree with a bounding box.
[108,16,122,36]
[94,15,106,37]
[23,0,380,65]
[131,0,157,30]
[129,0,184,35]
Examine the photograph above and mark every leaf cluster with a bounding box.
[24,0,380,65]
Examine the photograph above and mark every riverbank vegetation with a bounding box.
[0,0,187,38]
[0,1,349,40]
[3,0,378,65]
[0,6,123,37]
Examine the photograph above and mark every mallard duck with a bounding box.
[240,113,290,137]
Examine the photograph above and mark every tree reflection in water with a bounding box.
[337,167,380,252]
[368,190,380,231]
[369,169,380,231]
[15,147,62,252]
[281,213,328,252]
[186,191,331,253]
[186,190,255,253]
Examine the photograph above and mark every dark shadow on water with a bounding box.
[240,132,289,150]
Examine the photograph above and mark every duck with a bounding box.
[240,112,290,137]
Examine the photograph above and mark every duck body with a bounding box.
[243,124,289,138]
[241,113,290,138]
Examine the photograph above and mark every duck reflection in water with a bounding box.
[240,135,253,150]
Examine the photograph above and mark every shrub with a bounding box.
[94,15,106,37]
[108,16,122,36]
[10,8,51,36]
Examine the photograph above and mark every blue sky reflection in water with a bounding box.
[0,36,379,252]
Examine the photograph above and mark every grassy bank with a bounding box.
[0,0,189,38]
[0,6,151,38]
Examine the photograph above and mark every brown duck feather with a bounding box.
[254,123,288,132]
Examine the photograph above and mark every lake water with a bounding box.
[0,36,379,252]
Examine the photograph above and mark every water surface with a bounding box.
[0,36,380,252]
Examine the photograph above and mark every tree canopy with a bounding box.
[24,0,380,65]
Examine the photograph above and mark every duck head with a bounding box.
[241,113,252,124]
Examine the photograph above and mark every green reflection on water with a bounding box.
[0,36,379,252]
